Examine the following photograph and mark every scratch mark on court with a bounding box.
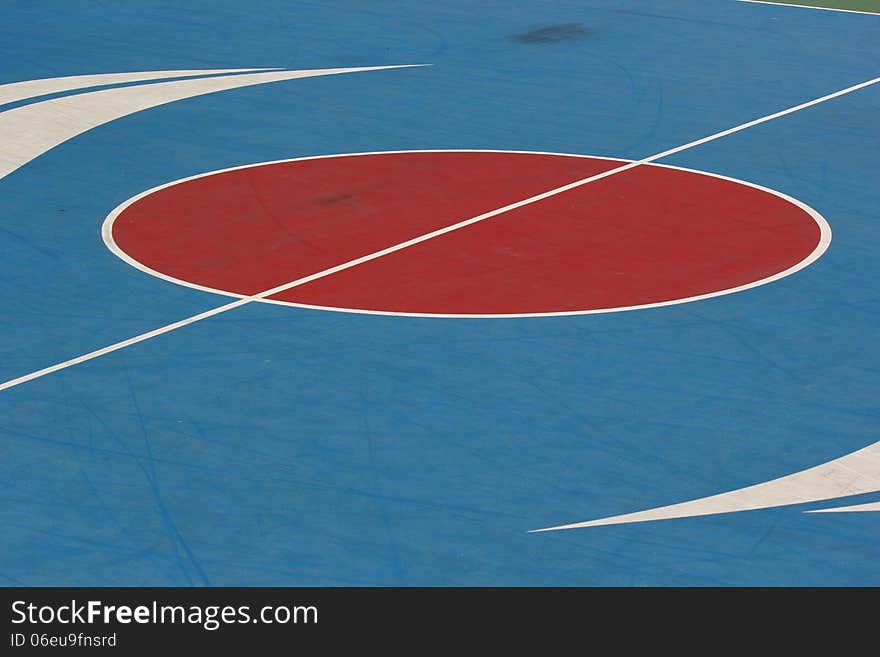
[124,367,211,586]
[358,389,408,584]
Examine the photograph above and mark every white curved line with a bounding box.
[0,68,278,107]
[806,500,880,514]
[531,441,880,531]
[101,149,832,319]
[0,65,426,182]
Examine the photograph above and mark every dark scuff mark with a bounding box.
[508,23,589,44]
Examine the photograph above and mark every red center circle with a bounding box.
[108,151,826,316]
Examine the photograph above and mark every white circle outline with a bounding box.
[101,149,833,319]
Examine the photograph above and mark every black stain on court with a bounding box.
[508,23,589,44]
[316,192,359,205]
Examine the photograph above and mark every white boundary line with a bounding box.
[0,299,253,391]
[102,149,832,319]
[3,74,879,391]
[737,0,880,16]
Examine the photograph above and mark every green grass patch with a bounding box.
[751,0,880,13]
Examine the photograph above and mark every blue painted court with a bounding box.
[1,0,878,586]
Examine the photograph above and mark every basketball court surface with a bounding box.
[1,0,878,585]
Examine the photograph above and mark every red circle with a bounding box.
[109,151,824,315]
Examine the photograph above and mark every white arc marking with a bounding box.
[806,500,880,514]
[0,68,278,107]
[531,442,880,531]
[0,65,425,181]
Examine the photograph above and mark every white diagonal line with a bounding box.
[1,74,878,391]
